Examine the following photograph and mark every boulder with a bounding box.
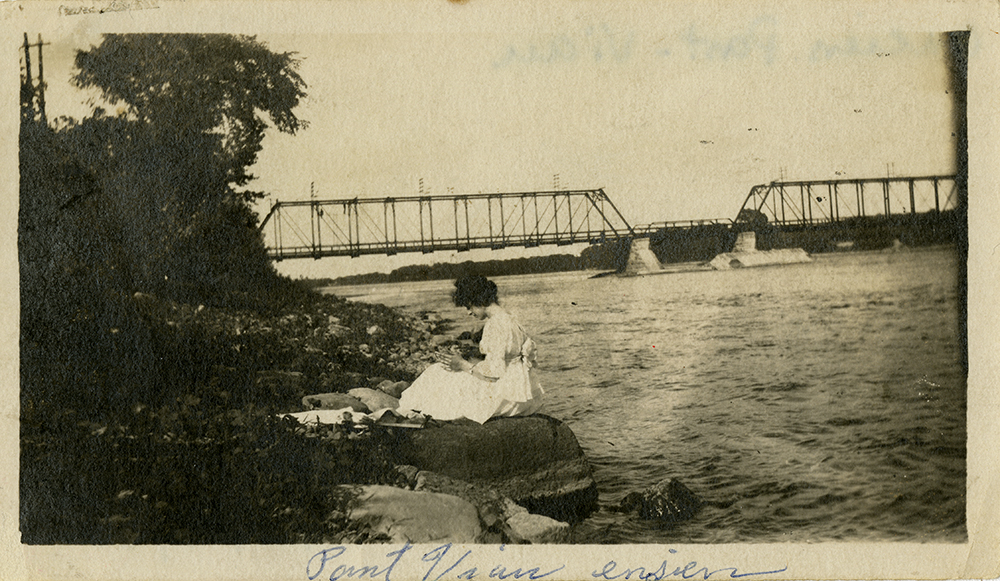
[348,388,400,411]
[398,415,599,523]
[302,393,370,413]
[366,376,390,388]
[619,478,702,523]
[377,380,410,399]
[393,464,420,488]
[504,512,570,544]
[341,485,481,544]
[413,470,507,531]
[410,469,570,543]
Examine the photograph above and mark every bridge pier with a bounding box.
[732,231,756,253]
[622,237,663,276]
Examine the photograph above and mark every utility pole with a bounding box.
[36,34,46,124]
[20,33,50,125]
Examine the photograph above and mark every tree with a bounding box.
[73,34,308,195]
[735,208,769,228]
[52,34,310,304]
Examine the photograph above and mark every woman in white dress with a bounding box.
[398,276,543,424]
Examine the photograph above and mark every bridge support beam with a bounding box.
[622,237,663,276]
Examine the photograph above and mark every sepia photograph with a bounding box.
[5,0,999,579]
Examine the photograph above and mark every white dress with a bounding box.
[398,309,544,424]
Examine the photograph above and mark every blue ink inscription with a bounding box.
[809,32,937,62]
[493,24,633,68]
[306,543,565,581]
[307,544,412,581]
[592,550,788,581]
[667,16,778,64]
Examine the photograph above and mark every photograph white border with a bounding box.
[2,1,997,579]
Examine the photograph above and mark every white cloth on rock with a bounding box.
[398,309,543,424]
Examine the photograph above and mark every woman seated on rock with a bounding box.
[398,275,543,424]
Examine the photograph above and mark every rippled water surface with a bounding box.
[330,247,966,543]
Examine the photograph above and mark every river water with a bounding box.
[328,246,966,544]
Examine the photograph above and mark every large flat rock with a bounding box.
[398,415,599,523]
[342,485,481,544]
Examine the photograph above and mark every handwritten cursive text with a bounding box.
[307,544,566,581]
[592,550,788,580]
[59,0,159,16]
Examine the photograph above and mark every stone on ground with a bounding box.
[377,380,410,399]
[399,415,599,523]
[619,478,702,523]
[413,470,506,531]
[347,388,400,411]
[341,485,481,544]
[504,512,570,544]
[301,393,370,413]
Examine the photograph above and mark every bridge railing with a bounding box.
[632,219,733,236]
[736,175,958,227]
[260,188,635,260]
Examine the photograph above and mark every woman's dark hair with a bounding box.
[452,275,499,308]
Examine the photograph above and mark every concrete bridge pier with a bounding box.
[732,231,757,253]
[622,237,663,276]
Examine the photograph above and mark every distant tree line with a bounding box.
[315,207,966,288]
[318,239,633,286]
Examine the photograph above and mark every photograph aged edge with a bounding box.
[3,0,1000,580]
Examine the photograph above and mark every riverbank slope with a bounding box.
[21,281,595,544]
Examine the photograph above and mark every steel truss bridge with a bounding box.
[260,189,635,260]
[736,175,959,227]
[261,175,959,260]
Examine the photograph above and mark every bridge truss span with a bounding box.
[260,188,635,260]
[737,175,958,228]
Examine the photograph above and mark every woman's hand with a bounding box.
[434,351,471,373]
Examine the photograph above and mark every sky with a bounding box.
[28,6,959,279]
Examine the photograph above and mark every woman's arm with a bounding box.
[468,360,498,382]
[432,352,497,382]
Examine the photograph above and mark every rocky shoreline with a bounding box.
[276,302,706,544]
[279,304,601,544]
[333,415,600,544]
[22,285,701,544]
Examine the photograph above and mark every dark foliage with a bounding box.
[19,34,415,544]
[649,223,736,263]
[765,211,963,253]
[21,400,403,544]
[73,34,307,190]
[40,110,281,306]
